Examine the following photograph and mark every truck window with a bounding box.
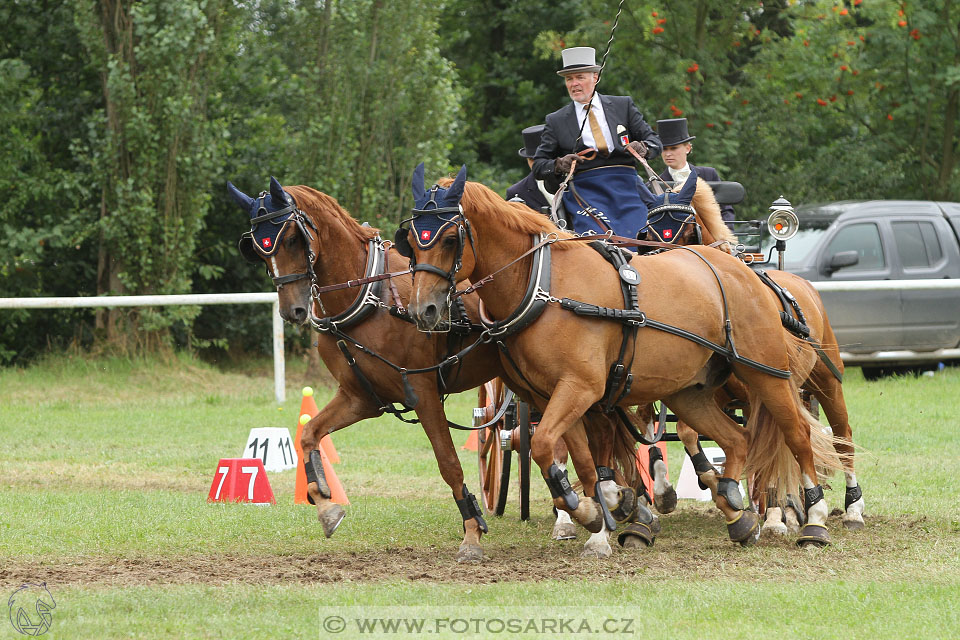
[825,222,884,270]
[892,221,943,267]
[892,221,928,267]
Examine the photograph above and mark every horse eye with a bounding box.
[285,234,298,248]
[442,234,458,248]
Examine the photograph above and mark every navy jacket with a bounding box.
[533,94,661,181]
[659,164,735,224]
[506,172,551,214]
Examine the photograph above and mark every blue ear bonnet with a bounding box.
[638,168,699,242]
[227,177,299,257]
[407,163,468,249]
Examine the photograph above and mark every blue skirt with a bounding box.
[562,165,649,239]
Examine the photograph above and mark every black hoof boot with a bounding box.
[617,522,655,547]
[726,510,760,546]
[797,523,831,547]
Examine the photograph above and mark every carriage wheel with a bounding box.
[477,380,512,516]
[515,400,531,521]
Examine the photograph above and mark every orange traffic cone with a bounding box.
[300,386,339,463]
[462,430,479,451]
[296,411,349,505]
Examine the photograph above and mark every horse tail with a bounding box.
[580,410,642,491]
[744,339,850,504]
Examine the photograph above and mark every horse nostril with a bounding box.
[422,304,438,325]
[293,306,307,323]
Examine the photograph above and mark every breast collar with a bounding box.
[480,234,553,338]
[309,236,387,333]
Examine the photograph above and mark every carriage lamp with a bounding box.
[767,196,799,269]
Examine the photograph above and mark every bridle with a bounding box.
[393,185,478,291]
[238,191,320,289]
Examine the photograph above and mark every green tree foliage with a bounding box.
[1,0,957,363]
[70,0,229,346]
[737,0,960,205]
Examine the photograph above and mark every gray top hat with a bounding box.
[557,47,601,76]
[518,124,545,158]
[656,118,696,147]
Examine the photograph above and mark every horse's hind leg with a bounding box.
[664,387,760,546]
[811,367,864,530]
[301,388,380,538]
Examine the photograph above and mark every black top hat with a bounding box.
[656,118,696,147]
[518,124,545,158]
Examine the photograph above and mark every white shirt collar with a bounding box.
[669,163,692,181]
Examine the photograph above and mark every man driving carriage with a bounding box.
[532,46,662,239]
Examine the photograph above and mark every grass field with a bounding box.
[1,354,959,639]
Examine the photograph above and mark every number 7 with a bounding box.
[241,465,259,500]
[214,466,230,500]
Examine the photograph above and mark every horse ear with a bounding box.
[227,181,255,212]
[411,163,426,202]
[269,176,291,205]
[676,167,698,206]
[636,177,656,208]
[446,164,468,204]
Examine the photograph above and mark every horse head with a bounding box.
[637,169,703,246]
[228,177,318,325]
[398,162,473,331]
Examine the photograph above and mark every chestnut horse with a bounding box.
[402,166,846,547]
[666,182,864,532]
[228,178,509,562]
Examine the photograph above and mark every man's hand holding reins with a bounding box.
[554,153,581,175]
[626,140,649,158]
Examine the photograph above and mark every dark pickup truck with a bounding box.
[762,200,960,376]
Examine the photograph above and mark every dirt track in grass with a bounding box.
[2,512,953,587]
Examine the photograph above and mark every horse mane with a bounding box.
[436,177,576,245]
[691,178,736,249]
[284,185,379,244]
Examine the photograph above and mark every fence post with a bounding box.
[272,301,285,404]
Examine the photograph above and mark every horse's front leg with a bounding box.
[530,381,605,535]
[302,387,380,538]
[413,391,487,564]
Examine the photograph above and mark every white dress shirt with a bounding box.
[574,94,614,153]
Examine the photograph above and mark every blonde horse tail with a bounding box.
[745,339,851,504]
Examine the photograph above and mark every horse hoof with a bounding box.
[761,521,788,538]
[552,522,578,540]
[456,543,484,564]
[581,541,613,559]
[616,523,654,548]
[842,516,865,531]
[649,513,662,535]
[318,504,346,538]
[726,510,760,545]
[654,487,677,514]
[796,523,831,548]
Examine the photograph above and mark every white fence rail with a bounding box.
[0,293,286,403]
[2,279,959,392]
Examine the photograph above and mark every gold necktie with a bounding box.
[585,104,609,155]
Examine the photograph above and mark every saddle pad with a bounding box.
[562,165,649,239]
